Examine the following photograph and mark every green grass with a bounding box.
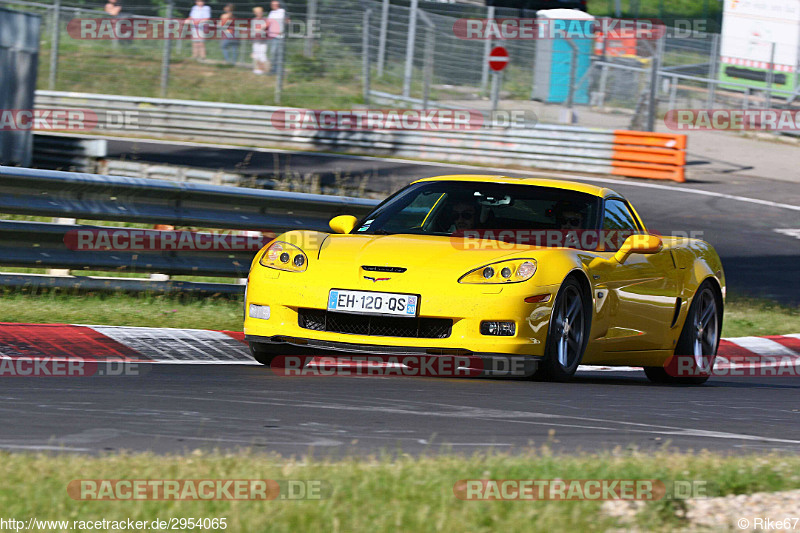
[0,449,798,532]
[1,291,798,337]
[587,0,722,31]
[0,292,244,330]
[722,295,800,338]
[35,32,432,108]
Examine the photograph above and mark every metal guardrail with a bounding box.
[33,91,688,181]
[0,165,379,294]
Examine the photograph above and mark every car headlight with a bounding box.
[458,259,536,284]
[259,241,308,272]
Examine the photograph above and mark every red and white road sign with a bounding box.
[488,46,509,72]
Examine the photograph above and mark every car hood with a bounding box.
[317,233,532,272]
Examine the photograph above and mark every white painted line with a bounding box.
[151,392,800,446]
[578,365,640,372]
[0,444,93,452]
[775,228,800,240]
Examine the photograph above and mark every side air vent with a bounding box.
[362,266,407,273]
[670,298,682,328]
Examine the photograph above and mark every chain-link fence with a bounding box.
[2,0,798,132]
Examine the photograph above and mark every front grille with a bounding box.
[361,265,407,273]
[298,308,451,339]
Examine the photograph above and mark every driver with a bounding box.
[445,198,479,232]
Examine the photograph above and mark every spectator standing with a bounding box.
[251,6,269,75]
[103,0,121,17]
[187,0,211,61]
[220,3,239,65]
[266,0,287,74]
[104,0,131,46]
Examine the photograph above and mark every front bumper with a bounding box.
[244,270,561,358]
[245,333,541,377]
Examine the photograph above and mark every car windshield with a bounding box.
[355,180,602,238]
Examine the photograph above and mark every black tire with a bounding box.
[249,342,281,366]
[644,280,722,385]
[535,277,591,382]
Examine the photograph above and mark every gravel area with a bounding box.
[603,489,800,531]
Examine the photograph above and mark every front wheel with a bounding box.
[644,280,722,385]
[536,277,590,382]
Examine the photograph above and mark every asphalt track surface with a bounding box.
[106,138,800,304]
[2,365,800,455]
[2,138,798,456]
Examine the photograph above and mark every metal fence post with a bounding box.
[490,70,501,112]
[402,0,418,98]
[560,40,578,123]
[565,41,578,110]
[646,32,664,132]
[274,37,286,104]
[765,41,776,109]
[481,5,495,92]
[304,0,317,57]
[668,75,677,111]
[363,9,371,105]
[706,32,720,109]
[160,0,174,98]
[377,0,389,77]
[48,0,61,90]
[597,63,609,107]
[419,11,435,110]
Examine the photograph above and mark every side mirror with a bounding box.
[329,215,358,234]
[614,234,663,264]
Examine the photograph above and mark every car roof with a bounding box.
[411,174,620,199]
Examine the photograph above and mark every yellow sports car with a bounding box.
[244,175,725,383]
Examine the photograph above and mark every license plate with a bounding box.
[327,290,419,317]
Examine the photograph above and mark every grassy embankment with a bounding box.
[1,449,799,532]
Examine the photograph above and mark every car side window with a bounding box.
[382,191,444,231]
[602,199,640,251]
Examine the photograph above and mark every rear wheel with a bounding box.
[536,277,590,382]
[644,281,722,385]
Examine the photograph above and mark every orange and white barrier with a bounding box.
[610,130,687,182]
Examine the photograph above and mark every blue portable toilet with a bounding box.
[532,9,595,104]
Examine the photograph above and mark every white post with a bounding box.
[377,0,390,77]
[481,5,495,92]
[402,0,419,98]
